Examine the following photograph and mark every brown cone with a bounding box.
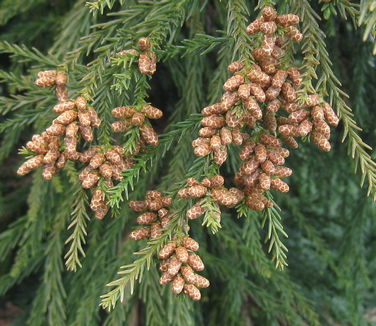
[129,228,150,240]
[182,237,199,251]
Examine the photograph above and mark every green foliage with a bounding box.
[64,188,91,271]
[0,1,375,325]
[359,0,376,54]
[292,0,376,200]
[0,41,59,66]
[100,213,183,310]
[201,197,222,234]
[107,114,201,207]
[86,0,124,13]
[0,0,47,26]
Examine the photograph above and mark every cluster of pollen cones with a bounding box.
[158,238,209,301]
[16,8,341,301]
[111,104,161,146]
[117,37,157,75]
[17,37,164,219]
[190,6,338,211]
[17,71,101,179]
[129,7,340,301]
[128,191,173,240]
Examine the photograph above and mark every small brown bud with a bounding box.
[180,265,196,284]
[193,144,211,157]
[262,6,277,21]
[129,228,150,240]
[322,103,339,127]
[271,178,289,192]
[99,163,113,179]
[78,110,92,127]
[286,26,303,42]
[112,106,136,118]
[150,223,163,239]
[312,132,331,152]
[54,110,78,125]
[129,200,147,212]
[17,155,44,176]
[158,242,177,260]
[141,105,163,119]
[112,120,131,133]
[79,126,94,142]
[194,275,210,288]
[175,246,189,263]
[172,275,185,294]
[246,17,264,35]
[159,272,174,285]
[138,37,151,51]
[186,205,205,220]
[187,253,205,271]
[184,284,201,301]
[260,134,280,147]
[260,21,277,34]
[75,96,87,111]
[81,172,100,189]
[137,212,158,225]
[182,237,199,251]
[276,14,300,27]
[223,75,244,92]
[89,153,106,169]
[139,124,159,146]
[88,107,102,128]
[227,61,244,73]
[131,112,145,126]
[53,101,75,114]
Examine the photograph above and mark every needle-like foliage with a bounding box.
[0,1,375,325]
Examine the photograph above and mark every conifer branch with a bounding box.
[75,0,194,97]
[0,216,27,262]
[64,188,91,272]
[292,0,376,200]
[100,214,182,310]
[0,70,34,91]
[50,0,94,56]
[86,0,124,13]
[237,200,288,271]
[68,241,137,326]
[326,0,359,22]
[0,254,44,296]
[1,1,375,323]
[107,114,201,207]
[27,200,69,326]
[203,244,318,325]
[226,0,253,61]
[140,267,169,326]
[9,174,50,279]
[206,0,253,102]
[208,0,253,101]
[261,204,288,270]
[0,41,59,66]
[0,93,53,117]
[170,34,229,59]
[201,196,222,234]
[102,298,136,326]
[0,128,21,164]
[256,0,276,9]
[238,209,274,277]
[281,196,335,268]
[158,47,205,188]
[359,0,376,54]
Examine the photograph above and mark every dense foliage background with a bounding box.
[0,0,375,325]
